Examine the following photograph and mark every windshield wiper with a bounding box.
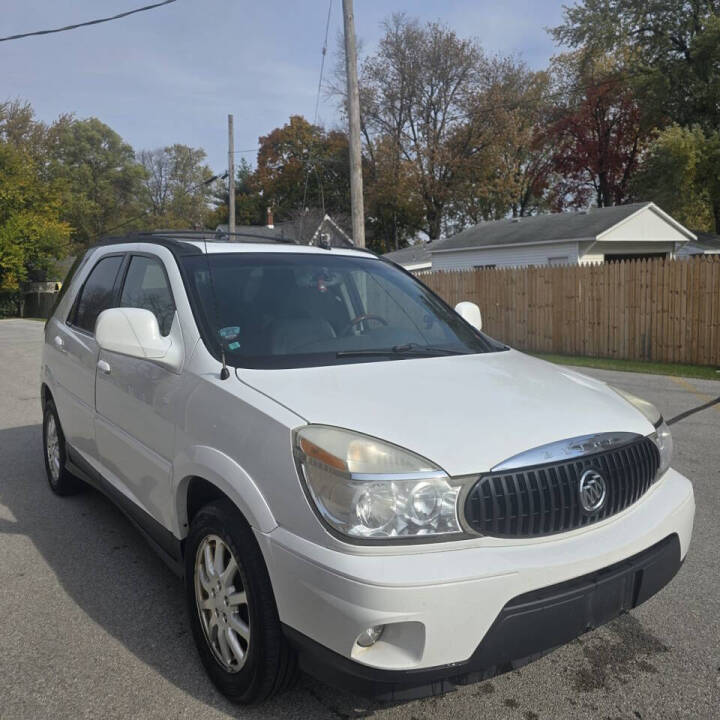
[337,343,466,359]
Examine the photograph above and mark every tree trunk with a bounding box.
[426,204,443,240]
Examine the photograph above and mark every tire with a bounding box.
[42,399,83,496]
[185,499,297,704]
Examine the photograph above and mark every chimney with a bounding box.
[266,207,274,229]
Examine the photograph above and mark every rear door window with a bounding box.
[69,255,124,334]
[119,255,176,336]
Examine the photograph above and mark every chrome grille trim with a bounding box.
[465,435,660,538]
[491,432,642,472]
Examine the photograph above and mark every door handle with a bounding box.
[97,360,111,375]
[53,335,66,352]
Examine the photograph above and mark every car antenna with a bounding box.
[203,237,230,380]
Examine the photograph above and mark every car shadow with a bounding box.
[0,424,383,719]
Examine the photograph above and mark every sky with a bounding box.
[2,0,568,173]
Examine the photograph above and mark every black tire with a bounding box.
[185,499,297,704]
[42,399,83,496]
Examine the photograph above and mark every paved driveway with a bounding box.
[0,319,718,719]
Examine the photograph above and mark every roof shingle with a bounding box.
[431,203,653,252]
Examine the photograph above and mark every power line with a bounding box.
[302,0,334,218]
[313,0,333,126]
[0,0,177,43]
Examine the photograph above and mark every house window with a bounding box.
[473,264,496,269]
[548,256,569,266]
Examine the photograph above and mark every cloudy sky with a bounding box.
[3,0,568,173]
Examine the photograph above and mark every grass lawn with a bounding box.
[532,352,720,381]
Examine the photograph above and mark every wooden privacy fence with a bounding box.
[419,255,720,366]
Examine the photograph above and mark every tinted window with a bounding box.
[120,256,175,336]
[70,255,123,333]
[181,252,503,369]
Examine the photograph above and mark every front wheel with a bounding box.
[184,500,297,704]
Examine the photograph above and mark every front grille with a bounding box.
[464,436,659,538]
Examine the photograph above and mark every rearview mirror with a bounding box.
[454,301,482,331]
[95,307,182,371]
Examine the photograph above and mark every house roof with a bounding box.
[215,224,294,241]
[687,231,720,252]
[383,242,433,267]
[430,202,691,253]
[216,214,354,248]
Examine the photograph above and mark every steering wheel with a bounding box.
[341,313,388,336]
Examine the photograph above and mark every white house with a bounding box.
[386,202,697,271]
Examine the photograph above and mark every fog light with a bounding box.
[356,625,385,647]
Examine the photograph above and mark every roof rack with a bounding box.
[94,228,380,257]
[138,229,298,244]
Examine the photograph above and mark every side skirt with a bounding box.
[66,446,184,577]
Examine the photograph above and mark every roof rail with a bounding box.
[94,229,380,256]
[145,229,298,244]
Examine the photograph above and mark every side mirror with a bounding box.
[96,307,182,370]
[454,301,482,331]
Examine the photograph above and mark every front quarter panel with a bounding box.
[174,354,328,543]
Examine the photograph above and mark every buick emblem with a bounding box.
[578,469,607,513]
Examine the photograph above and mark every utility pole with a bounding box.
[342,0,365,247]
[228,114,235,234]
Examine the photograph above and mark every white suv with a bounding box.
[41,232,694,704]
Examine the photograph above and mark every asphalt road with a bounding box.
[1,318,718,720]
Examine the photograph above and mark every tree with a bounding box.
[631,124,720,231]
[0,101,71,312]
[363,135,425,251]
[207,158,266,229]
[552,0,720,131]
[358,15,486,239]
[254,115,350,221]
[548,52,649,209]
[48,117,146,245]
[138,144,214,228]
[449,60,556,227]
[0,142,70,303]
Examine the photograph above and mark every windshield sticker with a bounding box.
[218,326,241,341]
[227,341,241,351]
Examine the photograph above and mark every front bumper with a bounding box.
[284,533,682,700]
[256,467,694,698]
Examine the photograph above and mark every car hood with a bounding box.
[237,350,654,476]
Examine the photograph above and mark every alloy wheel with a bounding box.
[194,534,251,673]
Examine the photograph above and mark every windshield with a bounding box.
[181,252,504,369]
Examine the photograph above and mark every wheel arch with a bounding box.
[174,446,277,538]
[40,382,53,410]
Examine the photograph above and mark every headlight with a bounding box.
[650,420,673,477]
[611,386,672,477]
[294,425,463,540]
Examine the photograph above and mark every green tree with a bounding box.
[0,142,70,303]
[49,117,146,245]
[207,158,266,229]
[631,124,720,231]
[552,0,720,131]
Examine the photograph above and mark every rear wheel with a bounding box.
[42,400,83,496]
[185,499,297,704]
